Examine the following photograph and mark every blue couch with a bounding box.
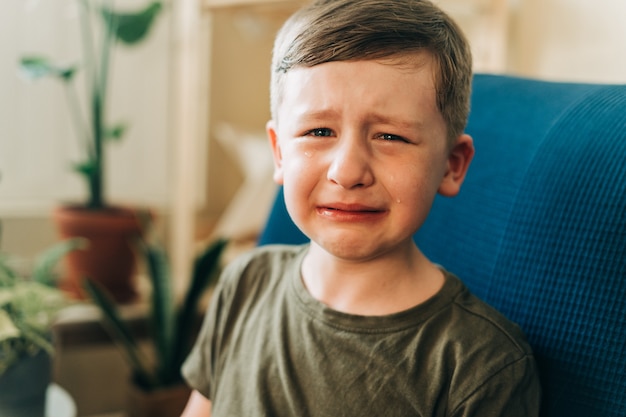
[258,74,626,417]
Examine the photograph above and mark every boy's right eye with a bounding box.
[305,128,334,137]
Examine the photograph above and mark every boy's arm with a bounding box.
[181,390,212,417]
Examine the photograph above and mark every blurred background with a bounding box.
[0,0,625,415]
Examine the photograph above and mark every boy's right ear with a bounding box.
[266,120,284,185]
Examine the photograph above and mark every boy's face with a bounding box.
[267,52,473,261]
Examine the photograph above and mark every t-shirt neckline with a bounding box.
[288,244,463,334]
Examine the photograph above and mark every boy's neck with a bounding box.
[301,242,445,316]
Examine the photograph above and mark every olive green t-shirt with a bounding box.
[182,244,540,416]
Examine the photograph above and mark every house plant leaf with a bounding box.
[82,278,157,388]
[142,242,176,384]
[0,239,78,378]
[172,238,229,377]
[31,239,86,286]
[19,1,164,302]
[105,123,128,141]
[102,2,163,45]
[72,160,97,177]
[0,311,20,342]
[0,257,18,286]
[84,236,229,397]
[19,56,77,81]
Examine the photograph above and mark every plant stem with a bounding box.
[78,0,96,103]
[63,81,94,158]
[90,0,118,209]
[77,0,103,208]
[89,94,103,209]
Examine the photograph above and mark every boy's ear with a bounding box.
[438,134,475,197]
[266,120,284,185]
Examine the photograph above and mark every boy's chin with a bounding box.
[310,238,413,263]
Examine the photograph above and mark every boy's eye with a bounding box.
[306,128,334,137]
[378,133,407,142]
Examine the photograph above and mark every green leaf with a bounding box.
[72,161,96,178]
[31,239,86,286]
[104,123,127,141]
[142,242,176,382]
[101,2,163,45]
[19,56,77,81]
[173,238,228,372]
[185,239,229,311]
[0,255,18,286]
[16,325,54,355]
[0,310,20,342]
[83,279,158,388]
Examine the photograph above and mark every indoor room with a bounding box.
[1,0,625,416]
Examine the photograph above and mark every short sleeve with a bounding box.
[181,291,220,399]
[450,354,541,417]
[181,259,240,400]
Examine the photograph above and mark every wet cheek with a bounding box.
[283,146,321,171]
[387,164,417,196]
[281,152,323,192]
[389,165,437,206]
[386,175,402,204]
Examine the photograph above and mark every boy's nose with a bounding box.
[326,136,374,189]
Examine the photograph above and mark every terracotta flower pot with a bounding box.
[53,205,148,304]
[127,383,191,417]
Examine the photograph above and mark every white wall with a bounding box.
[1,0,625,257]
[509,0,626,83]
[0,0,172,217]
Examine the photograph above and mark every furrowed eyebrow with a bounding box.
[367,113,424,131]
[296,109,423,130]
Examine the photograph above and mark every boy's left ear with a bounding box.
[438,134,475,197]
[266,120,284,185]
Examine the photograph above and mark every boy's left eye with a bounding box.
[305,128,334,137]
[378,133,408,142]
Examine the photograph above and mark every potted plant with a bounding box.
[0,238,81,417]
[19,1,164,303]
[84,236,229,417]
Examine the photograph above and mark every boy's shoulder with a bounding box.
[415,271,538,413]
[223,243,307,277]
[215,243,307,294]
[439,270,535,371]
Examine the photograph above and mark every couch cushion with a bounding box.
[417,75,626,417]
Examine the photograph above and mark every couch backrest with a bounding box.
[258,74,626,417]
